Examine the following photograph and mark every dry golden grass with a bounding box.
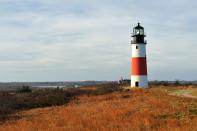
[0,86,197,131]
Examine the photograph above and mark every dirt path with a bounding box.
[169,89,197,99]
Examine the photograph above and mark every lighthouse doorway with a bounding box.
[135,82,139,87]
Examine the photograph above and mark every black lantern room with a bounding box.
[131,23,146,44]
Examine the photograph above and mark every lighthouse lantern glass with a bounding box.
[134,29,144,35]
[136,29,140,34]
[140,29,144,35]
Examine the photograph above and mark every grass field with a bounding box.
[0,84,196,131]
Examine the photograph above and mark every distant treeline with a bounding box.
[0,80,196,91]
[118,79,197,86]
[149,80,197,86]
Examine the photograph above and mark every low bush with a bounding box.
[16,86,32,93]
[91,83,122,95]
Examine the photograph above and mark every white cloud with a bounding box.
[0,0,196,81]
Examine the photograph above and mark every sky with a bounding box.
[0,0,196,82]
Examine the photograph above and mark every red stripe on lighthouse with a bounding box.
[131,57,147,75]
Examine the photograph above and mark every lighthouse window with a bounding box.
[136,46,138,49]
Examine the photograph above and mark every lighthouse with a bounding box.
[131,23,148,88]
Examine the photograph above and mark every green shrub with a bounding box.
[16,86,32,93]
[174,80,181,86]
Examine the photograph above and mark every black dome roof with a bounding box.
[134,23,144,29]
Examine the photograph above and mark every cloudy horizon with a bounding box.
[0,0,196,82]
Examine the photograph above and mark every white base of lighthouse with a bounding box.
[131,75,148,88]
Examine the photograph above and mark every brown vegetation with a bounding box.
[0,84,197,131]
[0,83,119,123]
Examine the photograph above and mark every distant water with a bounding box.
[0,81,110,90]
[32,86,66,88]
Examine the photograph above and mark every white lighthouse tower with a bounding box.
[131,23,148,88]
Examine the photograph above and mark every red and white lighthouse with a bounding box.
[131,23,148,88]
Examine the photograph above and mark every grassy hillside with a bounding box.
[0,84,197,131]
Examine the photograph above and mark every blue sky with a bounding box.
[0,0,196,82]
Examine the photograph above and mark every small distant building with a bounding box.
[74,85,80,88]
[118,77,130,84]
[131,23,148,88]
